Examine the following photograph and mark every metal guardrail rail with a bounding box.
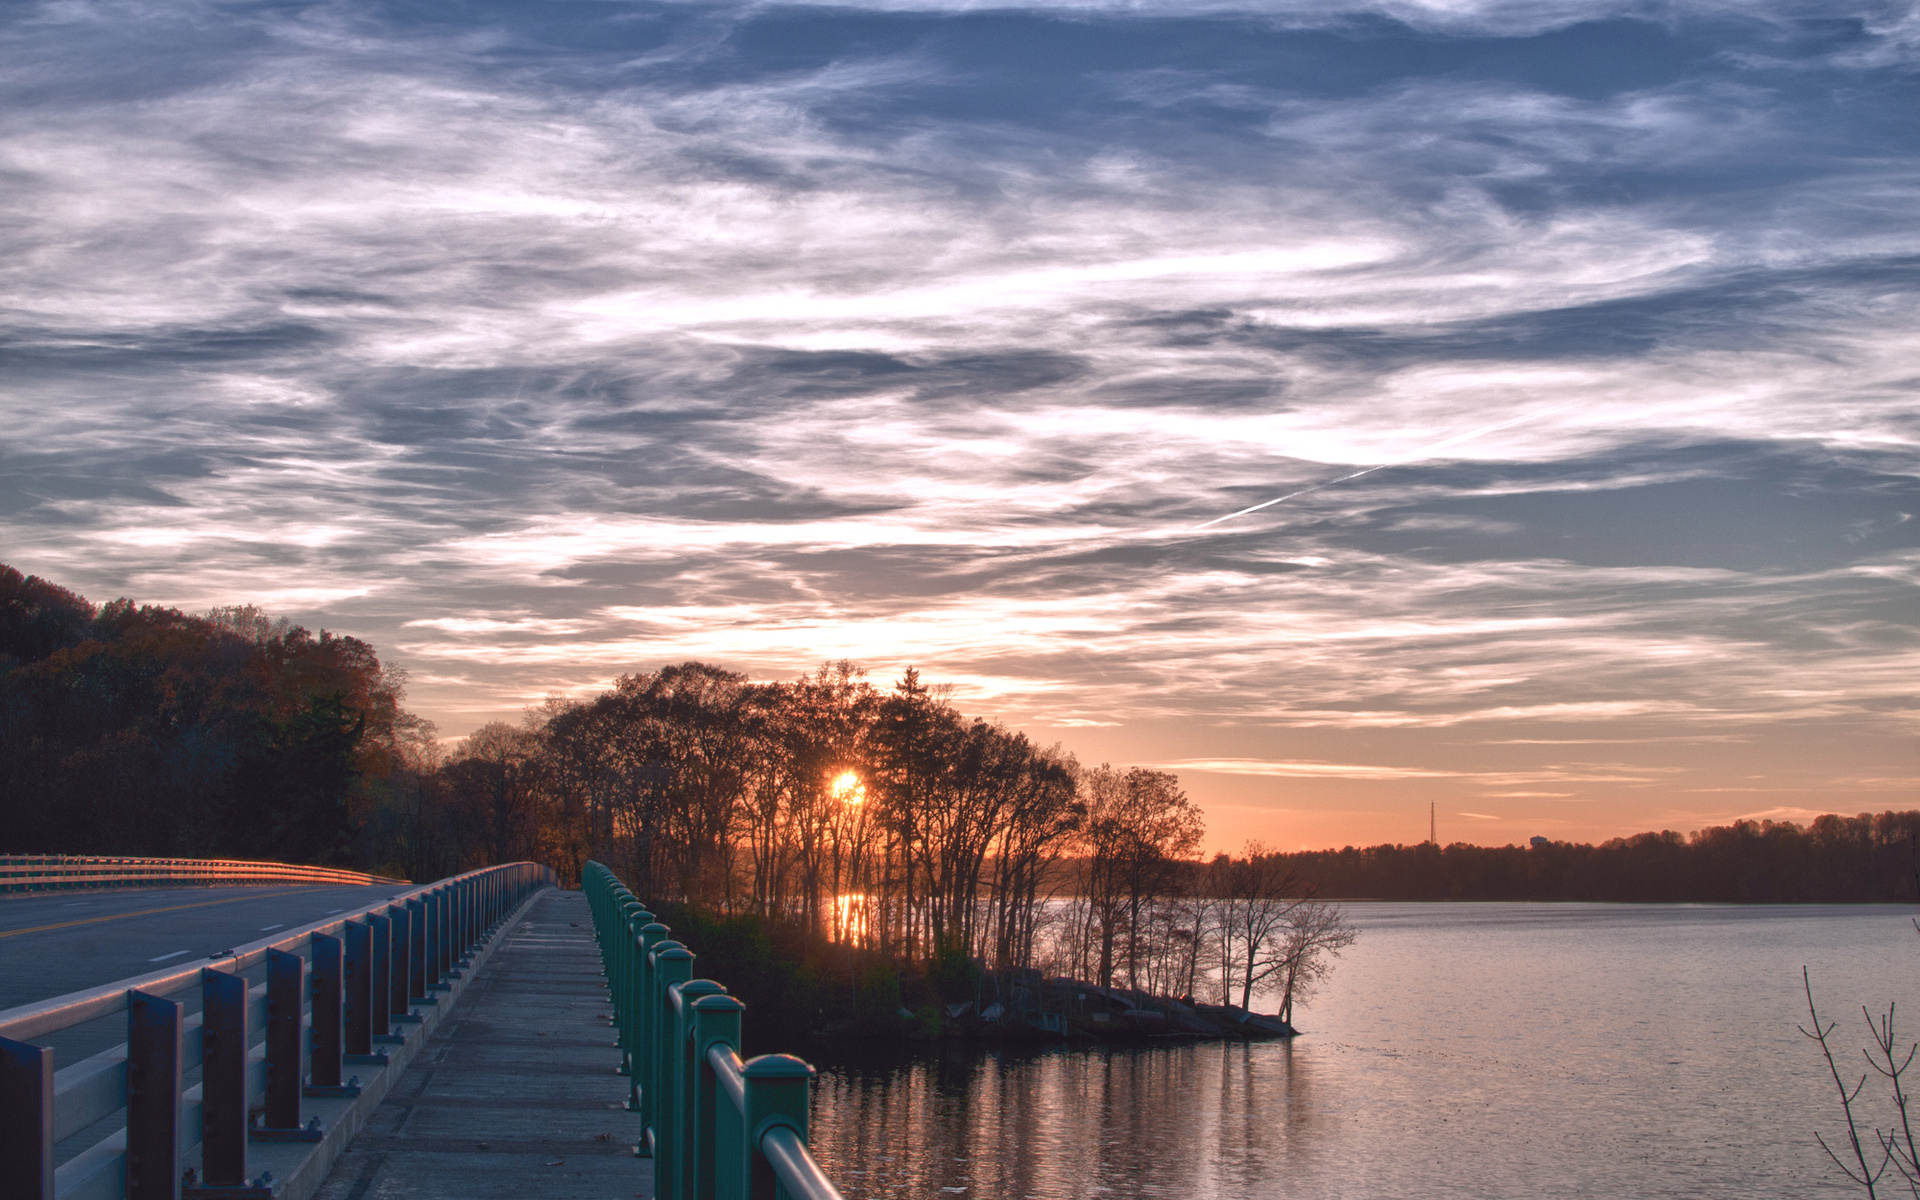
[0,856,407,892]
[583,862,846,1200]
[0,861,556,1200]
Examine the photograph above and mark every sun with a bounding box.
[830,770,865,804]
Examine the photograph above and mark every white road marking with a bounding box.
[148,950,190,962]
[326,909,344,914]
[259,923,284,932]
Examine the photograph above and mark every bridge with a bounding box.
[0,856,846,1200]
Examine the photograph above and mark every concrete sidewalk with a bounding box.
[313,888,650,1200]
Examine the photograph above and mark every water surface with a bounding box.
[806,903,1920,1199]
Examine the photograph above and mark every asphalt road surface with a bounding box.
[0,882,416,1055]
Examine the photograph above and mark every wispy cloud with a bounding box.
[2,0,1915,849]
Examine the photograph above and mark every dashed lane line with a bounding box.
[0,888,332,941]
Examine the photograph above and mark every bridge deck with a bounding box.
[314,888,650,1200]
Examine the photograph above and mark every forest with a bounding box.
[5,563,1914,1021]
[1273,814,1920,903]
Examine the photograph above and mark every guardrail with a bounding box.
[583,862,845,1200]
[0,861,556,1200]
[0,856,407,893]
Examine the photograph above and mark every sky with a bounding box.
[3,0,1917,853]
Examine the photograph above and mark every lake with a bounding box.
[803,903,1920,1199]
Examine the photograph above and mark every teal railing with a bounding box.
[583,862,844,1200]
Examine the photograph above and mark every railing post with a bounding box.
[0,1036,53,1200]
[636,924,671,1125]
[407,898,429,1004]
[624,905,653,1094]
[263,949,304,1132]
[390,904,418,1021]
[199,967,249,1186]
[615,899,642,1073]
[309,932,346,1091]
[650,945,693,1191]
[438,885,454,976]
[369,910,393,1039]
[672,980,728,1200]
[424,889,443,988]
[436,886,451,978]
[691,993,745,1200]
[741,1055,815,1200]
[459,879,473,958]
[345,919,373,1058]
[126,989,181,1200]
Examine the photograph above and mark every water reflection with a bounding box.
[806,904,1917,1199]
[810,1039,1321,1199]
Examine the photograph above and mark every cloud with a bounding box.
[1160,758,1465,779]
[1,0,1916,846]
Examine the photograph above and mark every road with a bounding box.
[0,882,417,1068]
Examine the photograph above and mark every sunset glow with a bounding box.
[1,0,1914,854]
[832,772,867,806]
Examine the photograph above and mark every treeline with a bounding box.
[1,565,418,865]
[1277,814,1920,902]
[0,566,1237,997]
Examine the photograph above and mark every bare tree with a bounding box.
[1208,844,1306,1009]
[1803,955,1920,1198]
[1271,898,1358,1026]
[1078,765,1204,989]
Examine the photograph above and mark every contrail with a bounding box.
[1189,402,1575,532]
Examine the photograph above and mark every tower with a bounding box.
[1429,801,1436,846]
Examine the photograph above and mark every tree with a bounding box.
[1078,765,1204,989]
[446,722,545,866]
[1271,898,1358,1026]
[1208,844,1306,1010]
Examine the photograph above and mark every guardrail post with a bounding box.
[389,905,416,1021]
[263,949,304,1133]
[344,919,378,1061]
[308,933,349,1093]
[437,886,453,977]
[650,945,693,1190]
[407,898,429,1005]
[369,911,394,1040]
[424,890,442,989]
[691,993,745,1200]
[741,1056,815,1200]
[126,989,181,1200]
[0,1036,53,1200]
[440,885,455,975]
[454,880,469,960]
[199,967,250,1186]
[671,980,728,1200]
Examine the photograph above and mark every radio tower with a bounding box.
[1429,801,1436,846]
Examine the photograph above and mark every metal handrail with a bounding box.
[762,1126,844,1200]
[0,855,406,893]
[582,861,846,1200]
[0,861,557,1199]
